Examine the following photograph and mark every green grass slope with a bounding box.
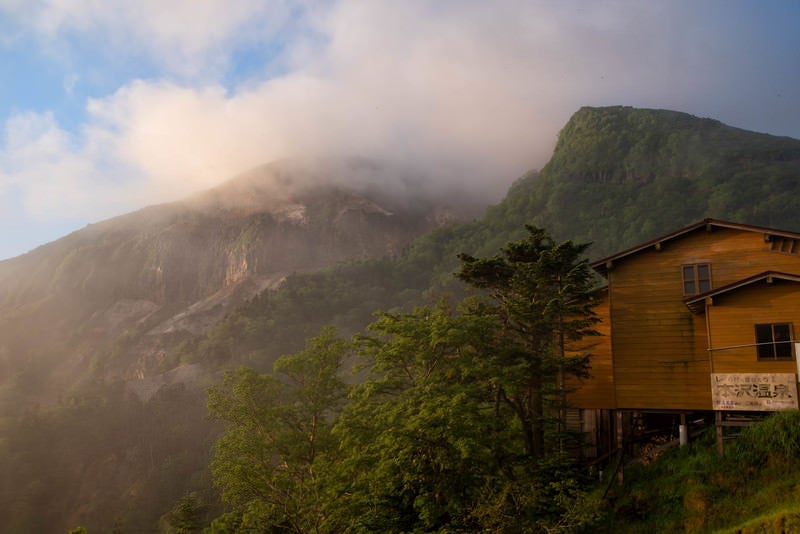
[603,411,800,534]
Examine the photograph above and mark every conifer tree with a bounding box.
[455,224,599,457]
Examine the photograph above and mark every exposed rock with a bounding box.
[126,363,206,402]
[0,157,481,394]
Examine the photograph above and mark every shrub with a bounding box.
[732,411,800,466]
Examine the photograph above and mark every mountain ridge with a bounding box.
[530,105,800,255]
[0,157,481,395]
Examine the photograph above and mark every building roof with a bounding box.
[591,218,800,277]
[683,271,800,314]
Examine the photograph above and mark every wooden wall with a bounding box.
[707,280,800,375]
[605,227,800,410]
[567,292,616,409]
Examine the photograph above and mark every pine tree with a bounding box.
[456,224,599,457]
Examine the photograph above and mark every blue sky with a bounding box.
[1,0,799,260]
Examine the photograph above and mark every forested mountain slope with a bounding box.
[383,106,800,291]
[529,106,800,256]
[188,107,800,384]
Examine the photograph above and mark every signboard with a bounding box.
[796,343,800,377]
[711,373,798,411]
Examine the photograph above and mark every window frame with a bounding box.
[682,263,711,296]
[755,323,794,361]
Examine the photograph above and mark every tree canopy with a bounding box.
[207,226,603,532]
[207,327,350,533]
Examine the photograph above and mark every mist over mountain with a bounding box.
[2,106,800,532]
[0,157,481,403]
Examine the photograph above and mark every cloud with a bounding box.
[1,0,295,78]
[1,112,97,218]
[1,0,798,232]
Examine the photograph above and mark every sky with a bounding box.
[0,0,799,260]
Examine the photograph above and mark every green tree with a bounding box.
[206,327,350,533]
[161,491,207,533]
[455,224,599,458]
[331,295,602,532]
[206,227,602,533]
[330,300,504,532]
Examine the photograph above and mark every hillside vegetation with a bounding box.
[532,106,800,256]
[202,226,601,532]
[605,411,800,533]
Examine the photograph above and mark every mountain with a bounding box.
[363,107,800,291]
[0,157,479,400]
[186,108,800,382]
[0,158,482,533]
[2,106,800,532]
[526,106,800,256]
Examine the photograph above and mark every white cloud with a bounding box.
[0,0,798,237]
[0,111,116,219]
[1,0,294,77]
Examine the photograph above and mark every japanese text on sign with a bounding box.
[711,373,798,411]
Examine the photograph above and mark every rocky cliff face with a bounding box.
[0,158,480,391]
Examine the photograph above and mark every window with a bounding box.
[769,237,799,254]
[682,263,711,295]
[755,323,794,360]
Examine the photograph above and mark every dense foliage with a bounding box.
[206,227,603,532]
[206,327,350,532]
[456,226,599,457]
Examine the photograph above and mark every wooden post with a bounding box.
[679,413,688,447]
[715,410,724,457]
[616,410,624,485]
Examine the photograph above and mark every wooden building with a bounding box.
[570,219,800,457]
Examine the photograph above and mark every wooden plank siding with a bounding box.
[603,226,800,411]
[706,280,800,375]
[567,291,615,409]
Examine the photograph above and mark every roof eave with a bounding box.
[683,271,800,314]
[592,218,800,276]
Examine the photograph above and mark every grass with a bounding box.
[595,412,800,533]
[715,505,800,534]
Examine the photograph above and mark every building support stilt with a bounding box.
[679,413,688,447]
[616,410,624,485]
